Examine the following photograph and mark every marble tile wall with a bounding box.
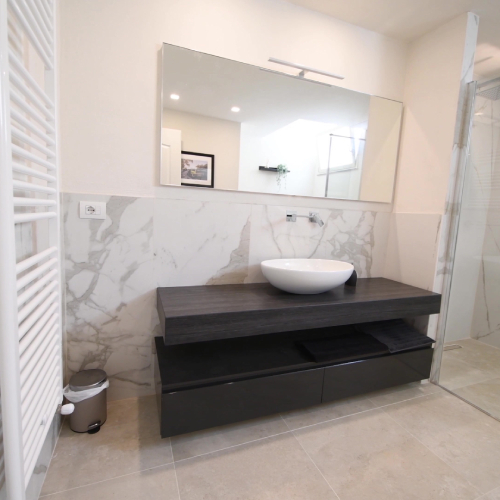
[63,192,391,400]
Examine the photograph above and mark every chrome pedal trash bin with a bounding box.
[64,369,109,433]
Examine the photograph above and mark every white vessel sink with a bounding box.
[261,259,354,294]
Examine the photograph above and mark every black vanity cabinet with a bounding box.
[154,278,441,438]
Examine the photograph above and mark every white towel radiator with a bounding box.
[0,0,62,498]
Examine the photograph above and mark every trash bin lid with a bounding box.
[69,369,107,391]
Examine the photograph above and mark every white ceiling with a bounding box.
[162,44,376,135]
[286,0,500,80]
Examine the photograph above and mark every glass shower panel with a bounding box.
[439,80,500,420]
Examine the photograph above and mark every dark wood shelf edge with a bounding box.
[157,280,441,345]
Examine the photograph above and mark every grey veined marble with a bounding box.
[63,193,389,400]
[64,194,157,400]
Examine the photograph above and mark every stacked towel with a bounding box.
[355,319,434,353]
[297,333,389,363]
[297,320,434,363]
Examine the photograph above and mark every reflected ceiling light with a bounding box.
[231,106,240,112]
[475,112,483,116]
[170,94,180,100]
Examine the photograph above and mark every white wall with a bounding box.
[163,109,241,190]
[239,120,325,197]
[58,0,479,400]
[58,0,410,401]
[59,0,408,198]
[384,13,478,291]
[394,13,475,215]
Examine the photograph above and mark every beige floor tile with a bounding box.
[40,464,178,500]
[482,486,500,499]
[293,408,480,500]
[446,340,500,375]
[366,380,441,407]
[383,392,500,493]
[282,395,374,431]
[171,415,289,461]
[106,394,159,428]
[175,433,338,500]
[454,378,500,420]
[41,417,172,496]
[439,354,495,390]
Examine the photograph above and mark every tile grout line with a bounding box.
[278,388,442,435]
[280,414,342,500]
[38,461,176,498]
[442,342,500,377]
[380,403,484,499]
[437,383,500,424]
[476,485,500,499]
[39,387,443,497]
[173,389,433,466]
[173,429,292,464]
[441,353,499,384]
[171,438,183,500]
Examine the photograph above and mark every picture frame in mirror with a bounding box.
[180,151,215,188]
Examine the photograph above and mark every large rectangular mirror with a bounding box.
[161,43,402,203]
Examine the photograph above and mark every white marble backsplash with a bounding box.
[64,195,157,400]
[63,192,390,400]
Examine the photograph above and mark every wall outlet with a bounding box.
[79,201,106,220]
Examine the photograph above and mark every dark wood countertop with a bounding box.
[157,278,441,345]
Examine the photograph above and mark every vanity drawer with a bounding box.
[322,348,434,403]
[160,368,324,438]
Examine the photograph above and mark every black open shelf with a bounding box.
[154,325,434,437]
[154,280,440,438]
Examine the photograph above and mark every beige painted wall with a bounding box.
[360,96,402,203]
[59,0,407,199]
[393,14,474,215]
[163,109,241,191]
[384,13,478,292]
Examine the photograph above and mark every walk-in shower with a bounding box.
[438,77,500,420]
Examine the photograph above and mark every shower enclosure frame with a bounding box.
[430,80,477,384]
[431,77,500,413]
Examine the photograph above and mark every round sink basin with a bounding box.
[261,259,354,294]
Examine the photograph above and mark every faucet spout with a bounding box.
[309,212,324,227]
[286,211,324,226]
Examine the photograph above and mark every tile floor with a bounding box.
[39,381,500,500]
[440,338,500,420]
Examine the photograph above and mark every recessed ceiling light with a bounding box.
[475,112,483,116]
[231,106,240,112]
[170,94,180,100]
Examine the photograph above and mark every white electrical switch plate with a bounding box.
[79,201,107,220]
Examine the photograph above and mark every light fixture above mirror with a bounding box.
[160,43,403,203]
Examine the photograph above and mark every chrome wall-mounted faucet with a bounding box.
[286,211,324,227]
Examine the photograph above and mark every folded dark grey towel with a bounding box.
[355,319,434,353]
[297,332,389,363]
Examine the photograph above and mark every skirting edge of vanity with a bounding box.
[154,279,441,438]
